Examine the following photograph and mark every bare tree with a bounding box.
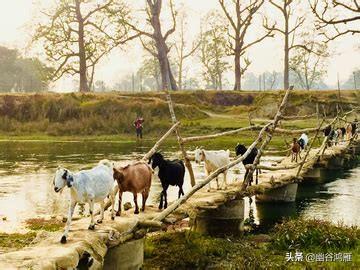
[290,32,329,90]
[269,71,278,90]
[33,0,136,92]
[264,0,307,90]
[174,11,200,90]
[218,0,274,90]
[124,0,178,90]
[310,0,360,41]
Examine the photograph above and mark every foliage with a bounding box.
[272,218,360,252]
[144,231,234,269]
[199,11,230,90]
[290,32,329,90]
[144,219,360,269]
[33,0,132,91]
[0,46,53,92]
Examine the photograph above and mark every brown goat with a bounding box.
[291,138,301,162]
[113,162,152,216]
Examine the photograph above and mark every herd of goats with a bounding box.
[53,121,358,244]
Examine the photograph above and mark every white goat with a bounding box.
[194,148,230,191]
[53,159,115,244]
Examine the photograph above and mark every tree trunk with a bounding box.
[178,59,183,90]
[75,0,89,92]
[283,12,289,91]
[168,59,178,90]
[149,1,178,91]
[284,32,289,90]
[234,52,241,91]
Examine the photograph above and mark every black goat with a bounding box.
[149,152,185,209]
[235,144,260,185]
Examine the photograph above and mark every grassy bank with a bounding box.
[0,90,358,138]
[144,218,360,269]
[0,218,64,252]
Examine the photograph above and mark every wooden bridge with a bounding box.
[0,88,359,269]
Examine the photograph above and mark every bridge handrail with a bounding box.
[153,87,293,222]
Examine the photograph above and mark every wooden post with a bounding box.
[182,125,261,143]
[164,90,196,186]
[242,86,293,190]
[316,103,319,124]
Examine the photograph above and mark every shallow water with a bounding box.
[0,141,358,233]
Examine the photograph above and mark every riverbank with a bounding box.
[0,90,358,137]
[143,218,360,269]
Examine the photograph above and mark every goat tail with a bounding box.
[98,159,114,170]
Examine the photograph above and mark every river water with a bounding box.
[0,141,358,233]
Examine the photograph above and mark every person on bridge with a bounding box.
[134,116,144,139]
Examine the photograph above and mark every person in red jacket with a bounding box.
[134,117,144,139]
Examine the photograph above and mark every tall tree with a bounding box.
[0,46,53,92]
[290,33,329,90]
[199,12,230,90]
[34,0,135,92]
[138,57,161,90]
[218,0,274,90]
[174,11,200,90]
[310,0,360,41]
[264,0,307,90]
[124,0,178,90]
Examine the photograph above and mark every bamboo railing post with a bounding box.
[141,121,180,161]
[242,86,293,190]
[164,91,196,187]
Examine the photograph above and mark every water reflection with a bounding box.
[245,165,360,231]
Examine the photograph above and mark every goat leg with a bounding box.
[159,191,164,210]
[256,169,259,185]
[163,190,168,209]
[142,190,148,212]
[116,191,122,216]
[110,190,115,220]
[216,177,220,190]
[97,201,104,223]
[134,193,139,214]
[223,172,227,190]
[88,200,95,230]
[61,201,77,244]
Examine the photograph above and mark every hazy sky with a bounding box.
[0,0,359,90]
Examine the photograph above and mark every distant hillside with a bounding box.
[0,90,358,136]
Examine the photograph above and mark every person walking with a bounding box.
[134,116,144,139]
